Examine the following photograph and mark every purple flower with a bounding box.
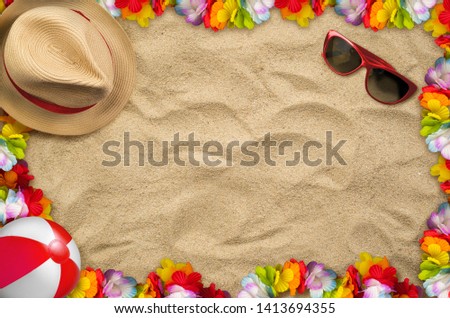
[428,202,450,235]
[335,0,368,26]
[305,262,337,298]
[102,270,137,298]
[175,0,207,26]
[425,57,450,90]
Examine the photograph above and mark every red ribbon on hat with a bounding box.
[4,65,96,114]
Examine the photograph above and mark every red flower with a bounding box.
[86,267,105,298]
[363,0,374,29]
[4,0,13,7]
[363,265,398,288]
[290,258,307,294]
[148,272,164,298]
[346,265,362,298]
[152,0,165,16]
[436,35,450,48]
[12,163,34,188]
[420,230,450,244]
[199,283,230,298]
[393,279,420,298]
[115,0,147,13]
[274,0,306,13]
[420,85,450,99]
[440,180,450,194]
[445,159,450,170]
[203,0,218,31]
[311,0,325,16]
[165,271,203,293]
[22,187,44,216]
[439,0,450,28]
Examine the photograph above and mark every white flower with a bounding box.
[244,0,274,24]
[0,189,29,225]
[237,273,270,298]
[426,125,450,159]
[423,269,450,298]
[97,0,122,17]
[0,139,16,171]
[362,279,393,298]
[402,0,436,24]
[166,285,197,298]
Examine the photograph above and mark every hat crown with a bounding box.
[4,6,114,109]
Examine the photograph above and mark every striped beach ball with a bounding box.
[0,217,80,298]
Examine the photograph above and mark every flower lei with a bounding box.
[1,0,450,298]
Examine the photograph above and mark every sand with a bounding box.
[24,9,445,295]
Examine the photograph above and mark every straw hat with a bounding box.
[0,0,136,135]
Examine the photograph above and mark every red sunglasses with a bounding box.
[322,30,417,105]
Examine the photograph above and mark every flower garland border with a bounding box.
[0,0,449,298]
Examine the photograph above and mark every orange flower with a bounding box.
[210,0,227,30]
[421,236,450,253]
[68,269,98,298]
[420,92,450,110]
[283,261,300,296]
[136,277,159,298]
[369,0,386,30]
[0,170,18,189]
[340,267,358,298]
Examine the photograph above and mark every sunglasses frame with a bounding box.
[322,30,417,105]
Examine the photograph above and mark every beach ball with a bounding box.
[0,217,80,298]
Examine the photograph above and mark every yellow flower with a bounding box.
[285,4,315,27]
[421,92,450,110]
[276,261,300,296]
[68,270,98,298]
[424,4,450,37]
[274,270,290,293]
[0,1,5,14]
[217,0,238,25]
[122,2,155,28]
[431,156,450,182]
[0,117,31,142]
[421,95,450,121]
[376,0,398,27]
[421,237,450,266]
[355,252,389,276]
[156,258,193,283]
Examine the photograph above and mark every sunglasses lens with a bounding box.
[367,68,410,104]
[325,36,362,73]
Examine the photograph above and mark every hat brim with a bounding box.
[0,0,136,135]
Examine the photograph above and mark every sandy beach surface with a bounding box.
[25,9,445,295]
